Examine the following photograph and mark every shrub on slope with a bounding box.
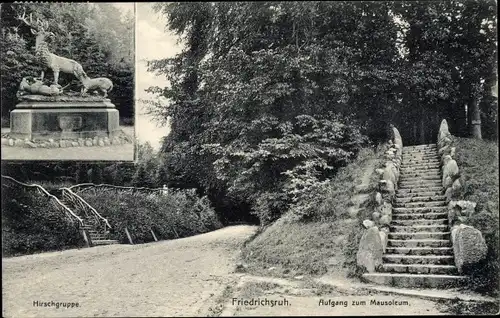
[78,188,223,244]
[2,185,84,256]
[454,137,499,296]
[241,146,385,278]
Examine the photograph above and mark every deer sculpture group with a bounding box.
[16,10,113,98]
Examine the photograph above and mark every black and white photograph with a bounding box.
[2,1,499,317]
[1,3,135,161]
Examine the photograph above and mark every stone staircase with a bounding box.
[363,144,468,288]
[58,198,119,246]
[80,220,119,246]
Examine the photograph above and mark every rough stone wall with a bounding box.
[437,119,488,274]
[356,125,402,273]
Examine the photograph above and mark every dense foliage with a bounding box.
[145,1,497,224]
[2,184,84,256]
[454,137,499,296]
[77,188,223,244]
[240,145,385,278]
[0,3,135,123]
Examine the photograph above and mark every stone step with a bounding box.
[92,240,120,246]
[403,146,437,150]
[392,213,448,220]
[399,176,441,182]
[404,150,438,154]
[394,201,447,208]
[403,144,437,148]
[399,167,441,173]
[403,158,440,163]
[404,154,438,158]
[399,178,442,185]
[388,232,450,240]
[86,231,103,236]
[90,235,109,240]
[396,187,443,194]
[394,195,446,204]
[403,148,437,152]
[400,168,441,173]
[400,163,440,168]
[393,206,447,213]
[391,218,448,226]
[385,247,453,256]
[399,172,441,178]
[400,162,440,166]
[404,149,437,153]
[404,155,439,160]
[383,254,454,265]
[396,191,443,197]
[381,264,458,275]
[399,176,442,182]
[387,239,451,248]
[401,158,440,165]
[399,182,442,189]
[362,273,467,288]
[390,225,449,233]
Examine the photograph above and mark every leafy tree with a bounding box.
[146,1,497,225]
[393,0,497,141]
[147,2,400,223]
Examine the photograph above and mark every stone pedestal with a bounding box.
[9,95,121,140]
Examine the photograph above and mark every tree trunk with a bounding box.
[469,95,482,139]
[466,100,472,136]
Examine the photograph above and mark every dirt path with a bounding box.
[217,274,448,316]
[3,224,491,317]
[2,225,257,317]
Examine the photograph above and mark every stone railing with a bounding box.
[356,125,403,273]
[437,119,488,274]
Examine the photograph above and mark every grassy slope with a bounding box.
[454,137,499,296]
[241,146,384,279]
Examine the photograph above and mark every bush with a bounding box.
[454,137,499,296]
[78,187,223,244]
[2,185,84,256]
[288,146,382,222]
[241,144,385,278]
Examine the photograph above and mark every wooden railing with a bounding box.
[1,175,83,225]
[60,187,112,232]
[69,183,168,195]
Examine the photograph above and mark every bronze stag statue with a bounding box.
[16,9,88,86]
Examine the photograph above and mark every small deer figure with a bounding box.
[75,70,114,98]
[16,9,87,85]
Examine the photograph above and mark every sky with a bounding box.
[113,3,181,149]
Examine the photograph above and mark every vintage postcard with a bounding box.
[1,2,499,317]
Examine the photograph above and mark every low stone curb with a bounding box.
[1,132,133,148]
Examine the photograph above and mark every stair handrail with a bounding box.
[60,187,112,230]
[60,189,99,226]
[1,175,84,225]
[68,183,167,194]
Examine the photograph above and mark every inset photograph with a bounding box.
[1,3,135,161]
